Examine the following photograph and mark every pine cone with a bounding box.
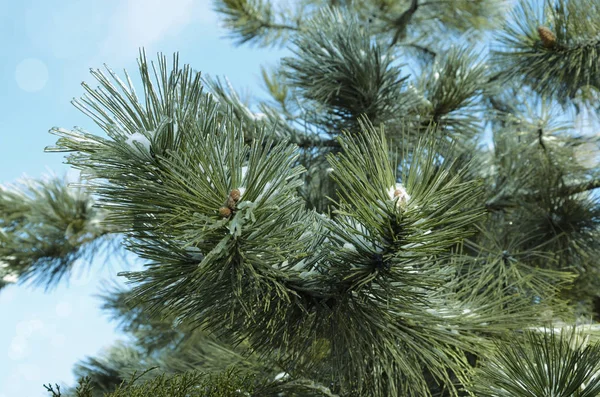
[219,206,232,217]
[537,26,557,48]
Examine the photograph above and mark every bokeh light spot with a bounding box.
[14,58,49,92]
[55,302,73,318]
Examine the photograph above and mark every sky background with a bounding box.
[0,1,286,396]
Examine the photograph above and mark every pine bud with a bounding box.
[219,206,232,217]
[388,183,410,210]
[229,188,241,202]
[537,26,556,48]
[226,196,237,210]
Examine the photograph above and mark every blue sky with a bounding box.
[0,1,286,396]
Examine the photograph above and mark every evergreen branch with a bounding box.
[46,47,597,396]
[315,120,542,395]
[203,75,336,149]
[417,0,506,32]
[472,327,600,397]
[493,0,600,103]
[0,177,114,289]
[461,225,575,309]
[66,368,337,397]
[283,8,414,132]
[486,178,600,211]
[48,54,329,381]
[214,0,303,47]
[561,178,600,196]
[348,0,504,48]
[412,45,490,141]
[480,141,600,303]
[69,330,272,396]
[44,383,64,397]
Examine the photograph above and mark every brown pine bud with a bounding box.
[219,206,232,217]
[226,196,237,210]
[389,183,411,210]
[537,26,556,48]
[229,188,241,202]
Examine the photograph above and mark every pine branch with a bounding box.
[413,45,490,141]
[561,178,600,196]
[214,0,303,47]
[47,50,596,396]
[282,8,414,132]
[203,75,336,149]
[0,177,115,289]
[493,0,600,104]
[67,368,336,397]
[472,326,600,397]
[486,178,600,211]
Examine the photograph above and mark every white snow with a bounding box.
[387,183,410,209]
[251,112,267,121]
[300,269,318,279]
[125,132,151,152]
[198,164,214,185]
[53,128,97,144]
[291,260,307,272]
[343,242,357,252]
[255,182,272,202]
[2,274,18,284]
[207,92,220,103]
[272,260,289,269]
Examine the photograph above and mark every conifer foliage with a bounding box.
[2,0,600,396]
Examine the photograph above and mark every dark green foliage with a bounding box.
[414,46,490,141]
[472,327,600,397]
[494,0,600,103]
[282,9,411,132]
[0,0,598,396]
[480,93,600,310]
[51,369,328,397]
[0,178,112,289]
[214,0,302,47]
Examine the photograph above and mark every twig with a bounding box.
[399,43,437,58]
[389,0,419,48]
[43,384,62,397]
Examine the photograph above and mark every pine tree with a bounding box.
[2,0,600,395]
